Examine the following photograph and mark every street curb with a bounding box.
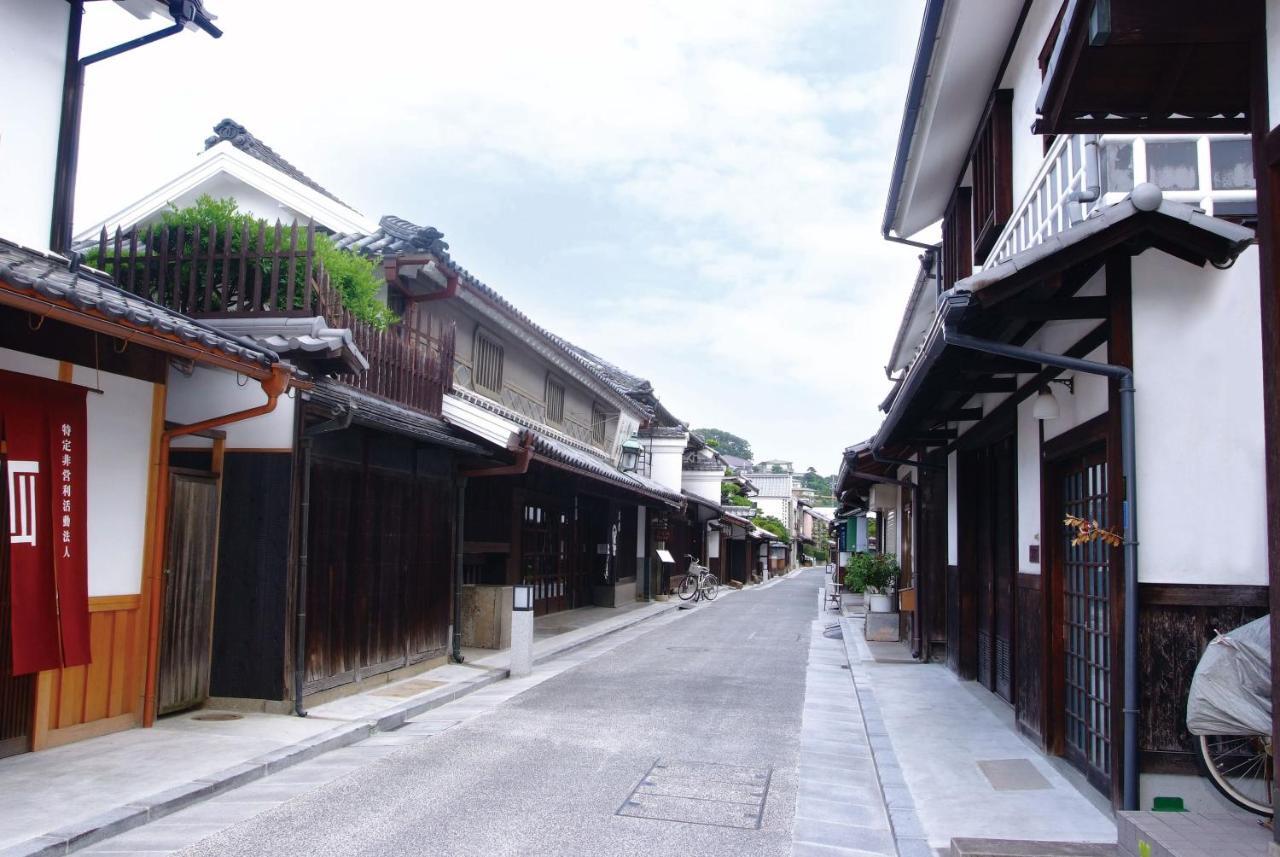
[0,601,684,857]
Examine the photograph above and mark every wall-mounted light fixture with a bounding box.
[1033,377,1075,421]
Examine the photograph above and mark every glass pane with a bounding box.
[1145,141,1199,191]
[1210,139,1255,190]
[1102,142,1134,194]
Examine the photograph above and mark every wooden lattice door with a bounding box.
[1056,446,1113,789]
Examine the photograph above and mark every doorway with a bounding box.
[1050,443,1113,791]
[157,471,221,715]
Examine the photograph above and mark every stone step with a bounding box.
[951,838,1118,857]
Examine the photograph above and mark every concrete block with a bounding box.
[950,838,1119,857]
[0,835,68,857]
[864,612,900,642]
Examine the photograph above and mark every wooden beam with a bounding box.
[933,407,984,422]
[997,297,1110,320]
[908,430,958,444]
[950,377,1017,394]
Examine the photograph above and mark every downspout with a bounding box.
[293,400,357,717]
[941,313,1140,812]
[451,432,536,663]
[143,363,291,726]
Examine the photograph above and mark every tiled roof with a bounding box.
[330,215,643,408]
[205,119,352,209]
[0,238,276,368]
[308,380,489,455]
[208,316,368,375]
[529,431,684,506]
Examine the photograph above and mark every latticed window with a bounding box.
[591,402,608,446]
[546,376,565,424]
[473,329,504,395]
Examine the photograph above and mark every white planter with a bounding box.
[868,593,893,613]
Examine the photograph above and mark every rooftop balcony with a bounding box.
[985,132,1255,269]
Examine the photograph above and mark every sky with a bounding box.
[74,1,927,475]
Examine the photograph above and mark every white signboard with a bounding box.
[655,549,675,564]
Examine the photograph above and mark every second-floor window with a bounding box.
[473,329,504,395]
[546,376,565,425]
[971,89,1013,263]
[591,402,608,446]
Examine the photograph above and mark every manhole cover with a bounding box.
[192,712,243,722]
[823,625,843,639]
[617,758,771,829]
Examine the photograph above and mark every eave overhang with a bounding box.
[873,193,1255,452]
[1034,0,1257,136]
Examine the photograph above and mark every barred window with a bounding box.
[591,402,608,446]
[546,377,565,425]
[473,329,504,395]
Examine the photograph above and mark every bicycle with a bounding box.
[1187,615,1273,817]
[677,555,719,602]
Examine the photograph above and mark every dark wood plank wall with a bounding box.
[917,456,949,661]
[1016,573,1044,744]
[304,428,454,693]
[1138,585,1268,772]
[209,452,293,701]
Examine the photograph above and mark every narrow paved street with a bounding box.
[96,572,823,857]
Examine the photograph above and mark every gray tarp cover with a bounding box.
[1186,615,1272,736]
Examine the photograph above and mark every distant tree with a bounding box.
[693,428,752,460]
[770,464,785,474]
[721,479,753,507]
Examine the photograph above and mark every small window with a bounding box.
[591,402,608,446]
[1211,139,1255,190]
[545,376,565,425]
[1145,141,1198,191]
[473,329,504,395]
[1101,141,1135,195]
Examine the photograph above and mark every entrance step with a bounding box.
[951,838,1118,857]
[1115,810,1270,857]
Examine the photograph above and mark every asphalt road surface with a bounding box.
[183,571,820,857]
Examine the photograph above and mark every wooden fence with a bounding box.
[92,219,319,317]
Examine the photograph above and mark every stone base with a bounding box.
[461,585,512,649]
[864,612,901,642]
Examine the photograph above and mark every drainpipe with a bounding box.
[941,310,1140,812]
[450,432,536,663]
[143,364,292,726]
[293,399,356,717]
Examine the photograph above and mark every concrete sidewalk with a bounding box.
[0,597,685,856]
[840,614,1116,850]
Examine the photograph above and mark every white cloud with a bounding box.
[74,0,929,472]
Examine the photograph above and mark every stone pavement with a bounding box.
[792,588,897,857]
[0,596,688,857]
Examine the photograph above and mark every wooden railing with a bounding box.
[91,219,319,317]
[315,270,455,417]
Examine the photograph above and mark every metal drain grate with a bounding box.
[617,758,771,829]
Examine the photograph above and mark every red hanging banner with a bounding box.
[1,370,90,675]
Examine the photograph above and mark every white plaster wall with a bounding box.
[1016,396,1042,575]
[1000,0,1062,213]
[646,437,686,493]
[165,364,296,449]
[706,528,719,560]
[755,495,790,526]
[1131,247,1267,585]
[681,469,721,505]
[0,0,68,249]
[0,347,155,596]
[1270,0,1280,124]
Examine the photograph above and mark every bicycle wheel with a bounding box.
[701,574,719,601]
[677,572,698,601]
[1194,733,1273,817]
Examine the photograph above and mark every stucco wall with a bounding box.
[0,0,68,249]
[166,364,297,450]
[1,347,156,597]
[1130,247,1266,585]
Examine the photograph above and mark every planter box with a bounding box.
[868,593,893,613]
[865,612,900,642]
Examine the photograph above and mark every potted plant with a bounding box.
[863,553,900,613]
[843,552,870,602]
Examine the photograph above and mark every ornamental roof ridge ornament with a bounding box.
[379,216,449,253]
[204,118,352,209]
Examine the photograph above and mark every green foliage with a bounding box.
[693,428,752,461]
[752,514,789,542]
[769,464,785,474]
[844,552,899,593]
[799,468,836,504]
[91,195,396,328]
[721,480,753,507]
